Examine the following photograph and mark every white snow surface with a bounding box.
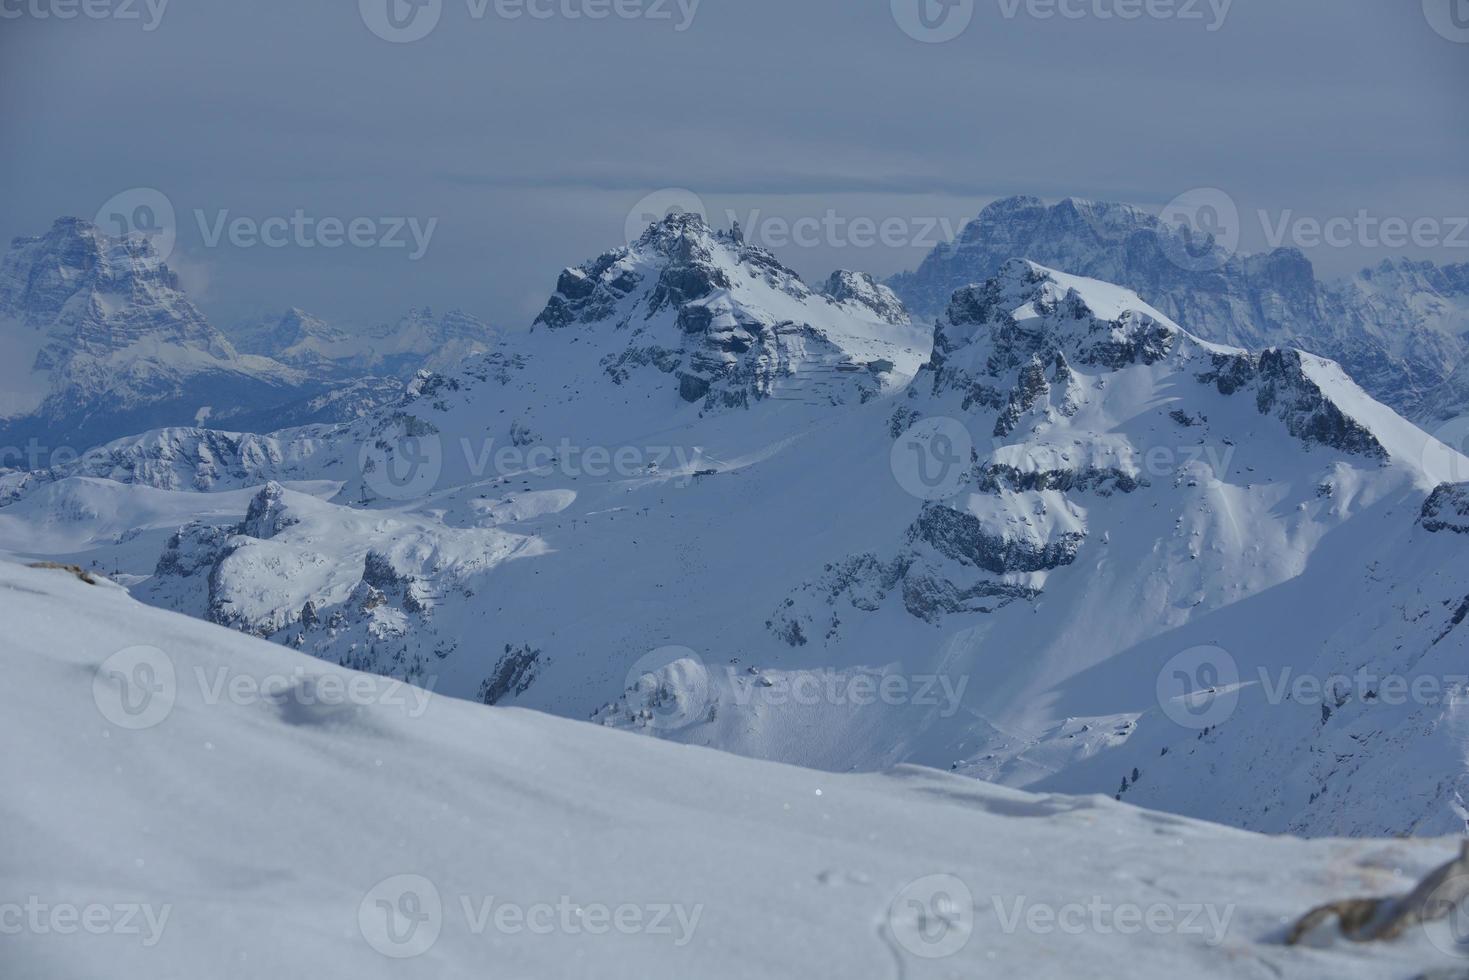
[4,559,1468,980]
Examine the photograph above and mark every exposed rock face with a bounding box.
[774,259,1409,647]
[1253,350,1387,459]
[0,426,336,506]
[477,643,543,705]
[888,196,1469,417]
[1420,483,1469,534]
[0,218,328,453]
[153,522,234,581]
[910,498,1086,575]
[820,271,910,325]
[533,211,929,411]
[239,482,299,539]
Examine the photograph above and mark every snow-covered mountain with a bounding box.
[887,196,1469,419]
[0,219,478,460]
[8,558,1463,979]
[8,217,1469,842]
[231,306,497,381]
[0,219,319,452]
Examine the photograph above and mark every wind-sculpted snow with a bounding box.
[8,559,1466,979]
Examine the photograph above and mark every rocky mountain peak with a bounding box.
[820,270,910,325]
[0,216,221,356]
[531,212,930,410]
[887,195,1469,420]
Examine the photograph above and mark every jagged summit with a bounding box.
[1,217,227,356]
[888,195,1469,419]
[532,211,930,409]
[925,260,1434,466]
[0,217,329,451]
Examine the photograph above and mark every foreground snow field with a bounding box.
[3,560,1466,979]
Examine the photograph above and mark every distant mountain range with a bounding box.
[888,196,1469,422]
[0,218,496,459]
[7,211,1469,841]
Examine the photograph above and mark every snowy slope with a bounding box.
[3,559,1466,980]
[8,227,1469,839]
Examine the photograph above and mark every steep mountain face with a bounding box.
[9,225,1469,839]
[887,196,1469,418]
[231,306,497,381]
[0,219,330,453]
[753,260,1469,836]
[535,212,930,409]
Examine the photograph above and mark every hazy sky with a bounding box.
[1,0,1466,331]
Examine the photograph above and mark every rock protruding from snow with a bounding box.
[239,482,298,539]
[820,270,911,325]
[1420,483,1469,534]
